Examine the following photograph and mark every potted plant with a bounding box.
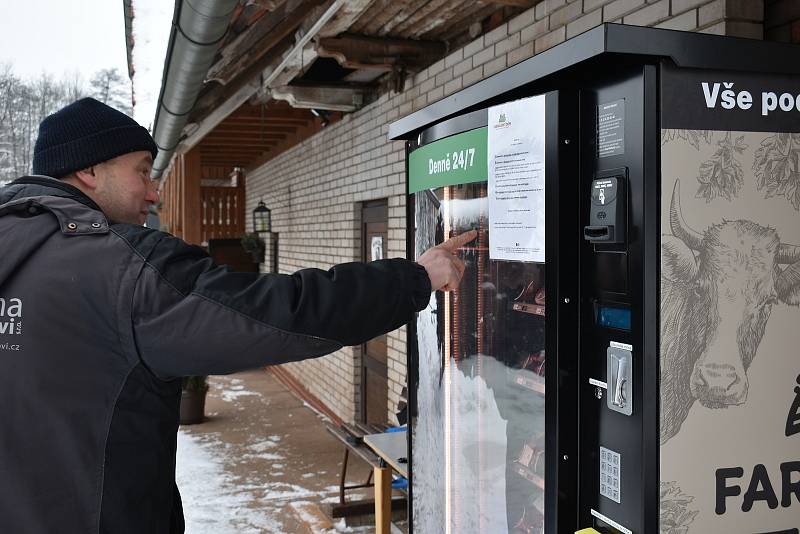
[180,376,208,425]
[241,232,266,263]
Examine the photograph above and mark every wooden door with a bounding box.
[361,200,388,425]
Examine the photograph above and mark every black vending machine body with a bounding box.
[393,24,800,534]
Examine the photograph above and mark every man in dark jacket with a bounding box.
[0,98,473,533]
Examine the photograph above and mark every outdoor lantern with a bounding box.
[252,200,271,233]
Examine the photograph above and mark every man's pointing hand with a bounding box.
[417,230,478,292]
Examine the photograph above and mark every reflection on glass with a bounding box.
[414,183,546,534]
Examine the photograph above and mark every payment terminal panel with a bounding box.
[579,66,657,533]
[577,64,659,534]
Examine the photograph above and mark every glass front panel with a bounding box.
[413,181,546,534]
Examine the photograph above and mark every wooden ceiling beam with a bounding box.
[318,0,378,39]
[391,0,452,36]
[490,0,537,7]
[219,110,313,126]
[180,0,377,171]
[200,157,265,164]
[200,141,273,147]
[220,117,310,126]
[361,0,410,35]
[316,34,445,71]
[226,102,314,120]
[200,161,256,167]
[201,147,278,154]
[180,56,311,154]
[200,155,269,162]
[201,155,260,161]
[262,0,377,89]
[200,158,264,165]
[181,80,262,154]
[200,149,277,156]
[429,3,497,41]
[213,122,301,131]
[205,126,297,140]
[200,155,260,160]
[245,117,323,172]
[228,2,277,37]
[348,0,391,34]
[219,109,312,123]
[207,0,325,85]
[200,143,278,150]
[222,117,310,126]
[200,145,270,151]
[270,85,367,112]
[377,1,429,36]
[189,0,371,141]
[412,0,480,39]
[180,16,306,154]
[208,126,298,135]
[242,0,286,13]
[201,162,258,168]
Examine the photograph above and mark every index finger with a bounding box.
[439,229,478,252]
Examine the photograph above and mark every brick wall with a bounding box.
[246,0,772,424]
[246,93,406,423]
[765,0,800,42]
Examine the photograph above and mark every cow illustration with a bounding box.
[660,180,800,443]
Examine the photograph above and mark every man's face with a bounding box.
[91,151,159,225]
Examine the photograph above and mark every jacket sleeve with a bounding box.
[130,233,431,378]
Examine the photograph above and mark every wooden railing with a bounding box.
[201,186,245,243]
[158,148,245,246]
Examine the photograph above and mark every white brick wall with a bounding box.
[246,0,766,424]
[765,0,800,42]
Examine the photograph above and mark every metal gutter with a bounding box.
[151,0,239,179]
[123,0,135,80]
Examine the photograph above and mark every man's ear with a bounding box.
[73,167,98,189]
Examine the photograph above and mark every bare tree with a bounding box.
[63,70,87,105]
[90,68,133,116]
[0,64,27,183]
[0,65,96,184]
[0,69,14,182]
[0,65,135,184]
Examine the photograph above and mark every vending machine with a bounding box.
[390,24,800,534]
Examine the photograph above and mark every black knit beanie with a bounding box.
[32,97,158,178]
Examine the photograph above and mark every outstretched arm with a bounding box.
[130,230,475,378]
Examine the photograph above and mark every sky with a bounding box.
[0,0,172,130]
[129,0,174,130]
[0,0,129,81]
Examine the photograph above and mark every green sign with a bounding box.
[408,127,487,193]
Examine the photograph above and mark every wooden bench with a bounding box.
[324,422,407,519]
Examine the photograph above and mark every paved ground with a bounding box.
[175,369,380,534]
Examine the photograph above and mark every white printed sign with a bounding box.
[487,95,546,262]
[371,236,383,261]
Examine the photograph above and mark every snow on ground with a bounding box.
[175,374,377,533]
[176,430,284,533]
[217,377,264,403]
[176,429,375,533]
[220,388,262,402]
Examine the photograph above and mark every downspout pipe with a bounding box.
[151,0,239,179]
